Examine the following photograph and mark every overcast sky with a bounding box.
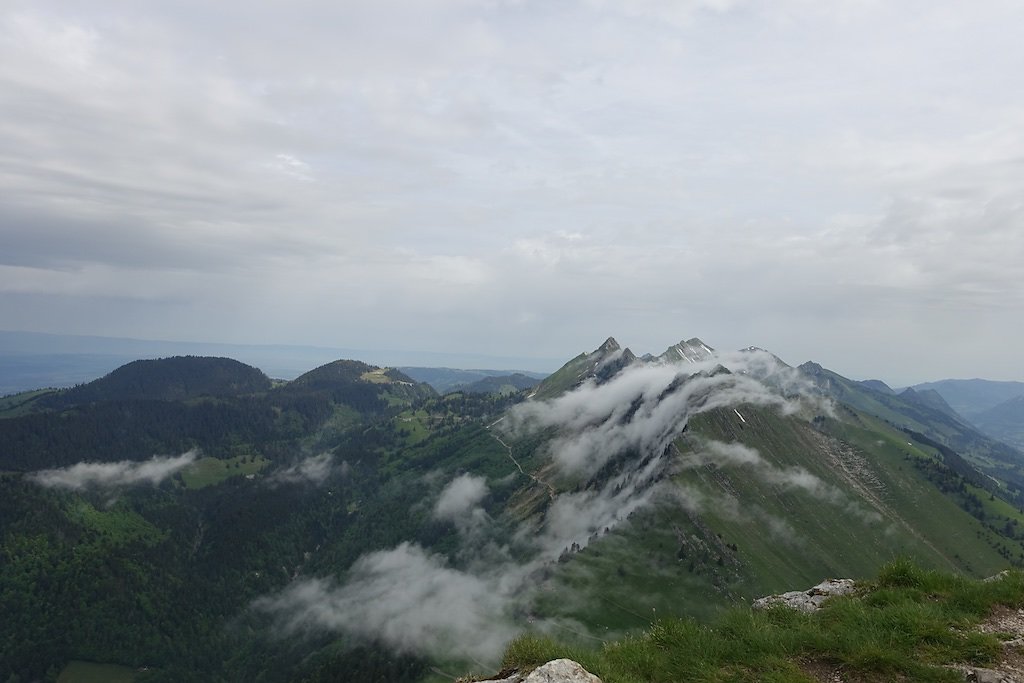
[2,1,1022,384]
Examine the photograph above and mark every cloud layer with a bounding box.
[2,2,1023,382]
[29,451,197,490]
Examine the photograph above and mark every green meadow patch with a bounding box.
[178,455,269,489]
[66,500,164,545]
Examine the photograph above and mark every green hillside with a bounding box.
[521,403,1022,633]
[800,361,1024,492]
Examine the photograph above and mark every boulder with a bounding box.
[961,666,1011,683]
[752,578,856,613]
[480,659,602,683]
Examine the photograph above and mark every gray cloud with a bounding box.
[29,451,197,490]
[1,2,1023,382]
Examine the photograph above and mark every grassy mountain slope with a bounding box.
[486,341,1024,655]
[524,404,1020,633]
[800,362,1024,493]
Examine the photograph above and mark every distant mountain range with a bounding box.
[0,330,562,395]
[397,367,546,394]
[907,379,1024,451]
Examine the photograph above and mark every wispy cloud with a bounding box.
[253,542,517,665]
[29,451,196,490]
[434,473,488,520]
[433,472,492,539]
[684,439,882,525]
[269,453,336,485]
[504,350,815,481]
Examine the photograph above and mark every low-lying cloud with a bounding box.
[269,453,336,485]
[686,439,883,526]
[504,350,814,482]
[434,473,488,521]
[434,473,491,539]
[29,451,197,490]
[254,542,517,665]
[685,440,831,494]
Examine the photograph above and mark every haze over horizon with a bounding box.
[3,1,1023,387]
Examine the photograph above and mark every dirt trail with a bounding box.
[486,419,556,500]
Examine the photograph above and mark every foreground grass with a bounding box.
[503,560,1024,682]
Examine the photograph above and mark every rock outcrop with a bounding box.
[479,659,602,683]
[752,578,857,613]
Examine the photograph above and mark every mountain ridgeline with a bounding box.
[1,341,1023,683]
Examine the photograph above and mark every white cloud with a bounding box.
[504,350,812,480]
[434,473,489,520]
[254,542,517,665]
[269,453,335,485]
[29,451,197,490]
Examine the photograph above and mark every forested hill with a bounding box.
[0,356,435,471]
[40,356,272,408]
[0,354,517,682]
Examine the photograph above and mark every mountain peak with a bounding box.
[658,337,715,364]
[533,337,636,399]
[798,361,825,375]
